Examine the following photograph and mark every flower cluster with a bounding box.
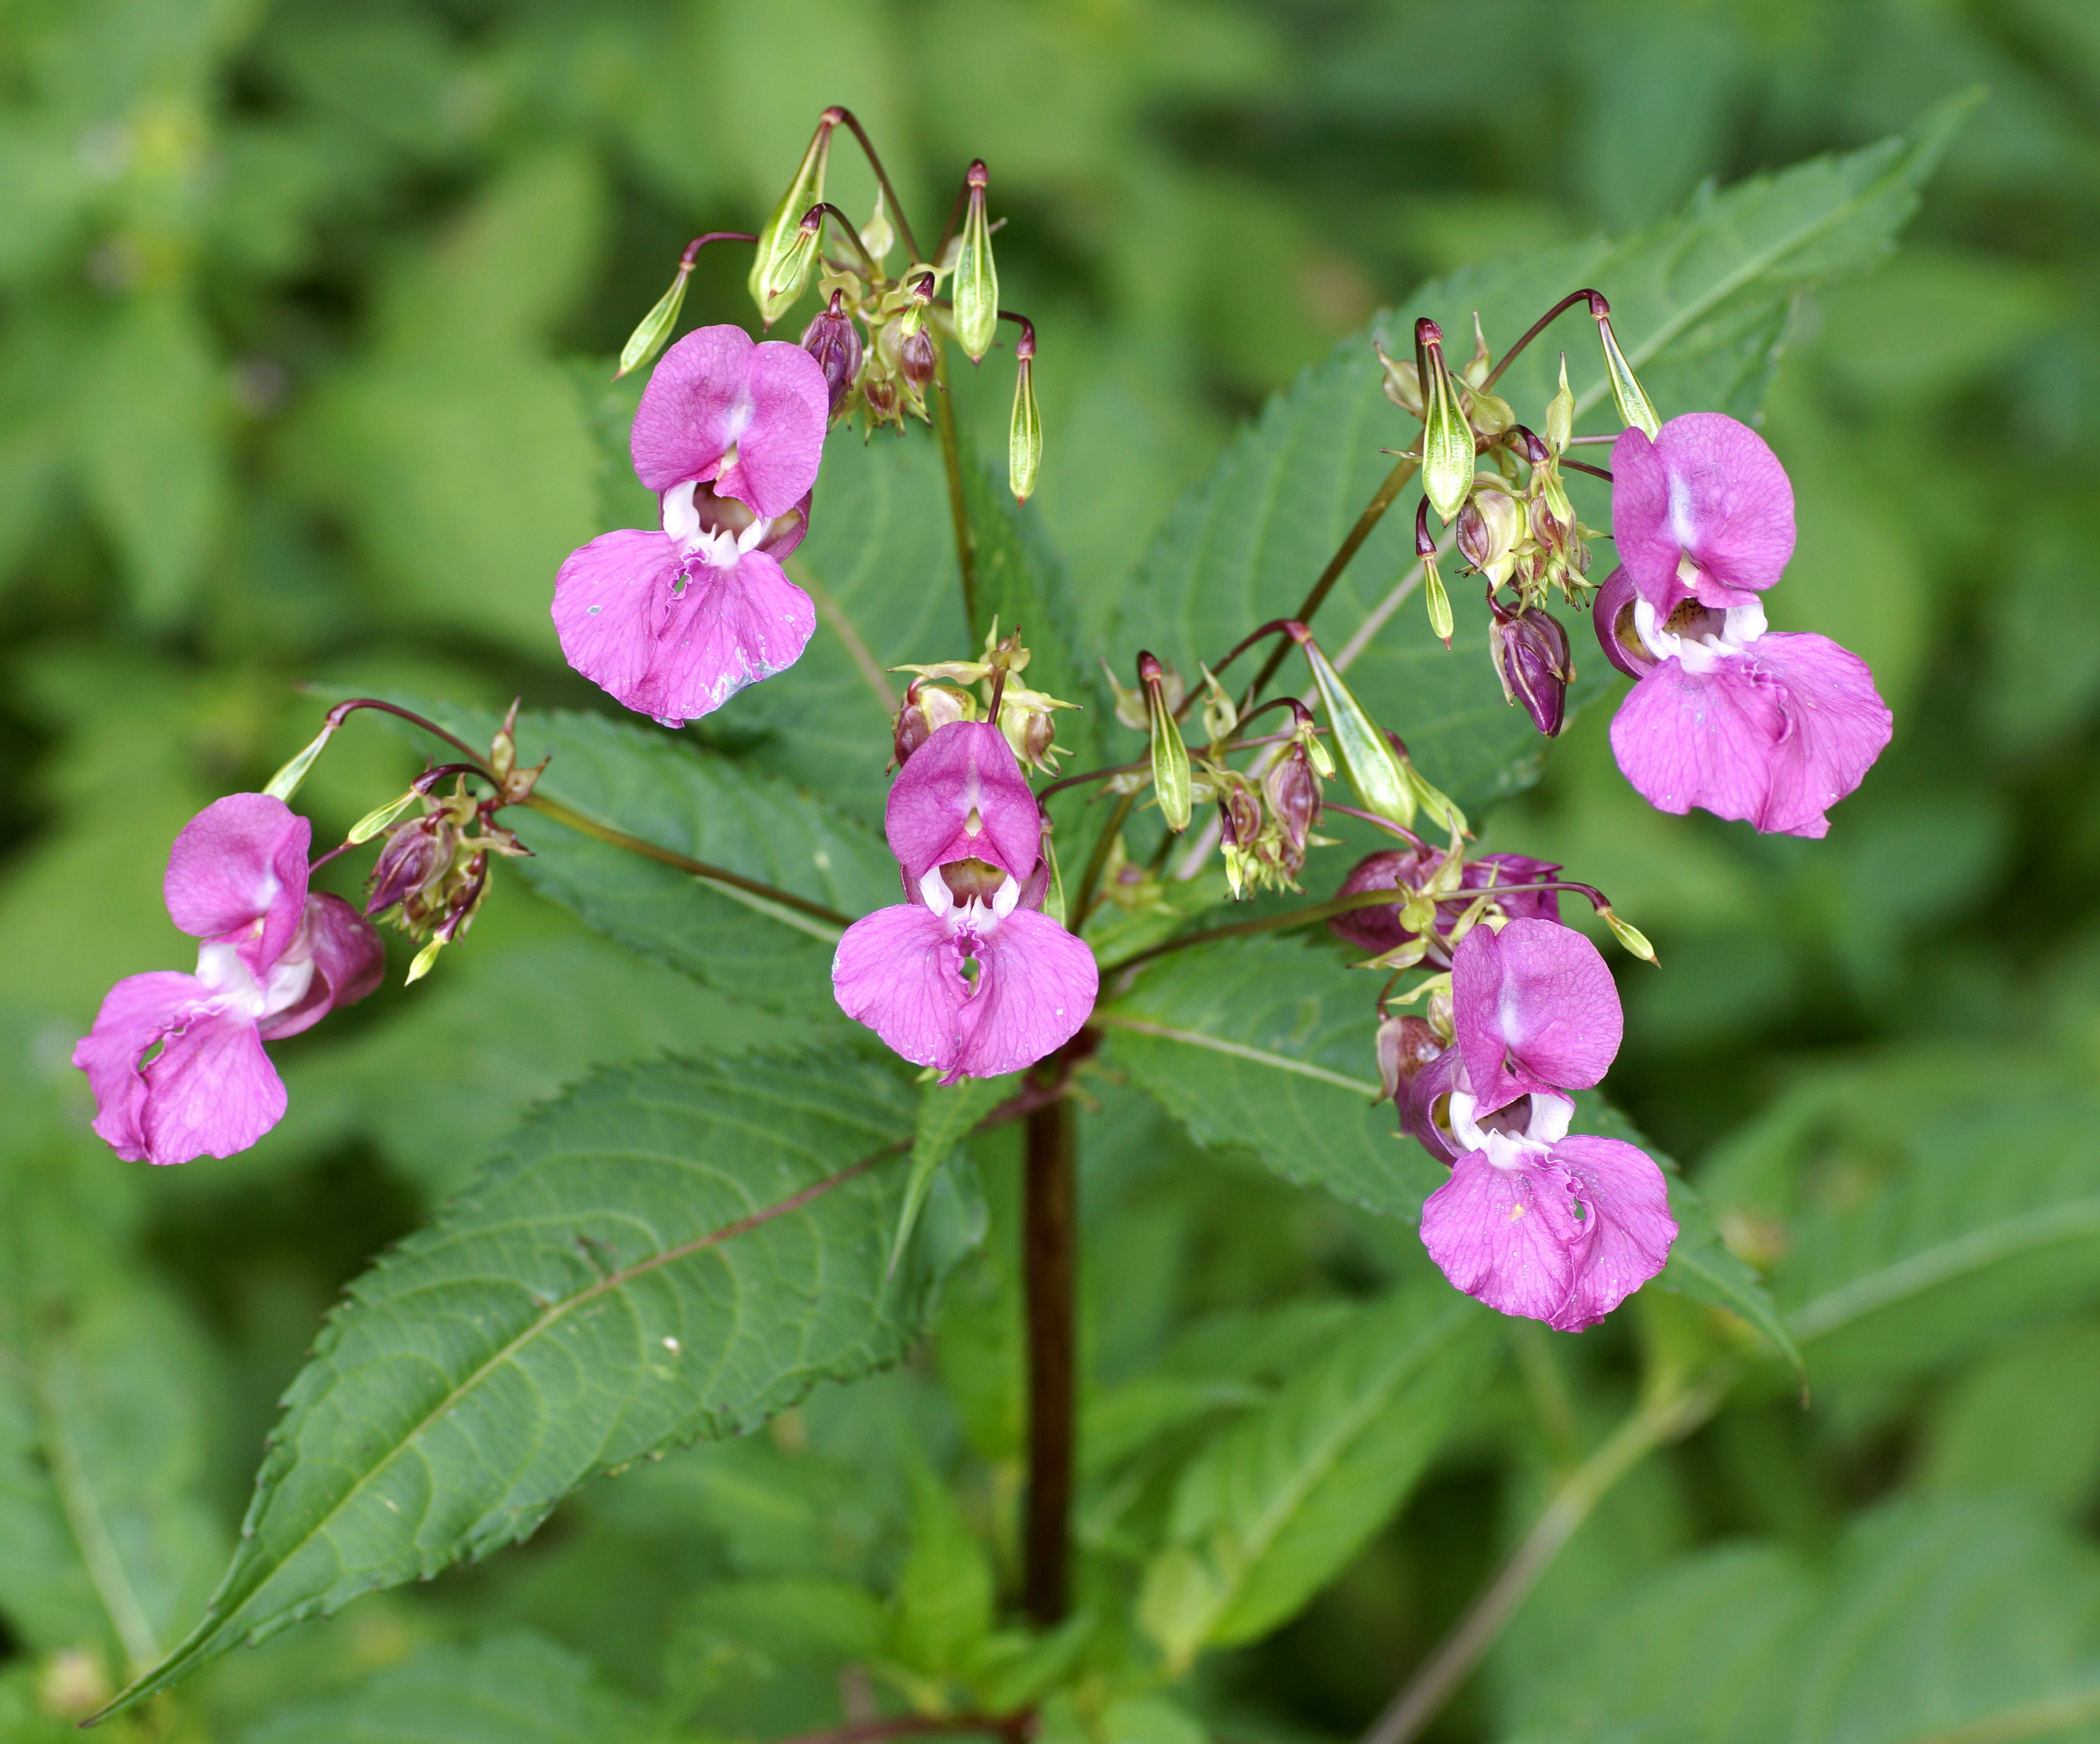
[833,719,1097,1081]
[73,796,384,1166]
[1390,918,1675,1330]
[1593,414,1893,838]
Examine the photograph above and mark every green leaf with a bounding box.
[1101,935,1447,1221]
[893,1074,1016,1276]
[1112,104,1962,814]
[103,1050,979,1716]
[1575,1095,1802,1377]
[1778,1100,2100,1378]
[394,699,898,1018]
[890,1457,996,1679]
[242,1633,651,1744]
[1507,1498,2100,1744]
[1137,1282,1493,1668]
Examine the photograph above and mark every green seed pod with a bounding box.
[749,110,838,326]
[1292,624,1415,828]
[952,160,999,364]
[1590,293,1660,439]
[616,264,691,380]
[1140,651,1194,833]
[1009,327,1041,503]
[1416,319,1474,522]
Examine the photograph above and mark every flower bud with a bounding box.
[1009,323,1041,504]
[801,290,863,417]
[750,110,839,326]
[1198,663,1237,745]
[1545,353,1574,455]
[1588,291,1660,440]
[899,324,937,392]
[1490,602,1573,738]
[892,678,975,770]
[860,186,895,266]
[366,812,455,922]
[1416,319,1474,523]
[1329,848,1561,963]
[1262,745,1321,873]
[1140,651,1194,833]
[952,160,999,365]
[1376,1013,1445,1106]
[1456,487,1520,585]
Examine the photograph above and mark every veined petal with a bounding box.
[1422,1149,1592,1326]
[1613,414,1795,613]
[885,721,1043,885]
[1546,1134,1677,1330]
[1748,631,1893,838]
[953,909,1098,1079]
[72,972,285,1167]
[163,794,311,974]
[631,326,829,519]
[552,533,815,725]
[833,903,970,1074]
[1451,917,1622,1113]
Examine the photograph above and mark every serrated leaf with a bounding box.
[243,1632,651,1744]
[1779,1100,2100,1378]
[890,1457,996,1679]
[102,1050,978,1716]
[1138,1283,1492,1668]
[1100,934,1448,1221]
[1113,105,1960,814]
[386,699,897,1018]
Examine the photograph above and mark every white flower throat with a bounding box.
[1448,1089,1574,1171]
[661,480,771,568]
[1633,595,1767,675]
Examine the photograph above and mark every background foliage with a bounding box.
[1,0,2097,1740]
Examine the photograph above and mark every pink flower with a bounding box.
[1329,849,1562,963]
[1612,413,1795,613]
[72,795,384,1166]
[1420,1091,1676,1332]
[1412,918,1675,1330]
[1451,917,1622,1114]
[833,721,1096,1082]
[552,325,830,727]
[1595,569,1893,839]
[883,720,1043,888]
[833,866,1098,1083]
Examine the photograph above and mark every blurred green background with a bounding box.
[3,0,2099,1739]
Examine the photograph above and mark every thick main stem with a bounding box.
[1239,455,1421,710]
[1023,1091,1077,1626]
[1356,1378,1727,1744]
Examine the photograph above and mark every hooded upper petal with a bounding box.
[1451,917,1622,1113]
[1420,1133,1675,1333]
[1613,414,1795,614]
[163,794,311,975]
[885,722,1043,885]
[1609,631,1891,839]
[552,531,816,726]
[258,894,387,1041]
[630,326,829,518]
[952,908,1098,1079]
[72,970,285,1166]
[832,902,972,1075]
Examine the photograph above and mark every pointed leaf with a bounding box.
[893,1074,1015,1276]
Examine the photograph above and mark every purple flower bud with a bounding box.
[1220,785,1262,850]
[366,813,455,920]
[863,374,899,422]
[1328,848,1563,963]
[1490,602,1573,737]
[800,290,863,417]
[899,327,936,392]
[1392,1029,1464,1164]
[1262,745,1321,872]
[892,678,973,770]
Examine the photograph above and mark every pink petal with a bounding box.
[72,973,284,1166]
[715,343,829,519]
[953,909,1098,1079]
[1421,1149,1592,1325]
[1746,631,1893,839]
[163,794,310,974]
[884,722,1043,885]
[630,326,828,519]
[552,533,815,725]
[1612,414,1795,613]
[1591,567,1655,679]
[1609,635,1890,840]
[1546,1135,1678,1331]
[832,904,970,1075]
[1452,918,1622,1113]
[258,894,387,1041]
